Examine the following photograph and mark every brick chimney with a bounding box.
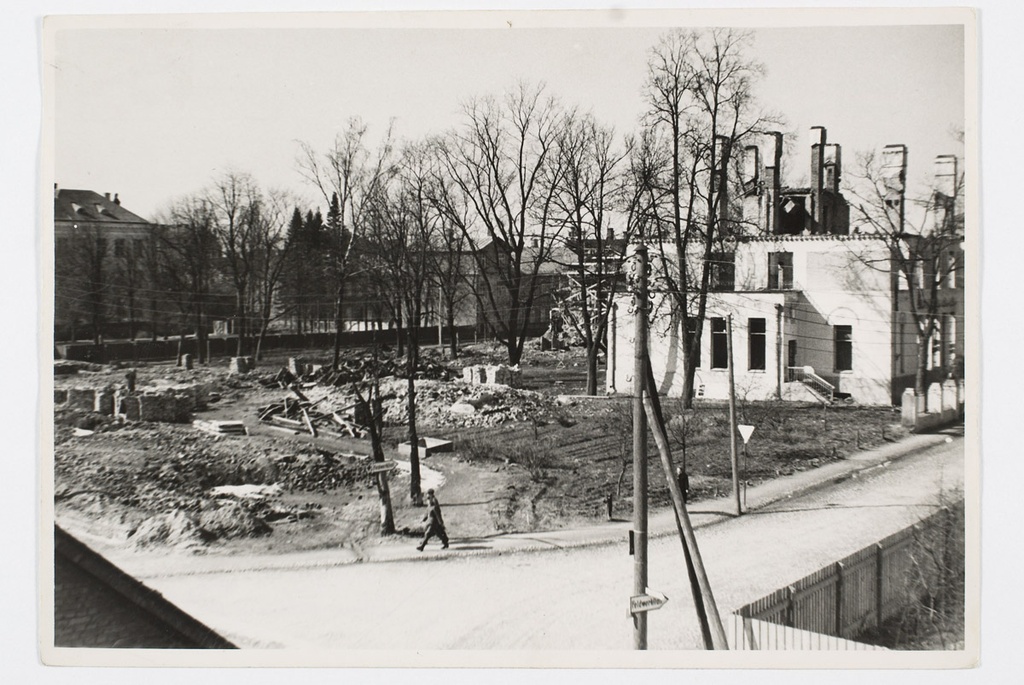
[763,132,783,234]
[824,144,842,193]
[933,154,958,233]
[881,144,908,213]
[810,126,827,232]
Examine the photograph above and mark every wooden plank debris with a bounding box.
[193,419,248,436]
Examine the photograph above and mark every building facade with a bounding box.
[606,128,963,407]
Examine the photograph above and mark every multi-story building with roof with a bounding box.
[54,187,161,341]
[606,128,964,406]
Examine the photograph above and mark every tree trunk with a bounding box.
[916,335,930,398]
[586,344,600,396]
[447,309,458,359]
[332,282,345,367]
[368,380,396,535]
[376,475,396,536]
[407,301,423,505]
[235,291,246,357]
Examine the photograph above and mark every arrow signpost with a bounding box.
[737,425,755,509]
[629,589,669,616]
[367,460,398,474]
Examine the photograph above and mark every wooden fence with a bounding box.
[736,502,964,646]
[54,323,543,364]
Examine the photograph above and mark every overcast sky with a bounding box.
[50,15,965,223]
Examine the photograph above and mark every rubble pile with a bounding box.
[55,424,373,532]
[373,378,556,428]
[259,353,453,390]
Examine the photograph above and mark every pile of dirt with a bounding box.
[129,510,208,550]
[197,499,272,540]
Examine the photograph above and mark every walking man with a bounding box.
[417,489,449,551]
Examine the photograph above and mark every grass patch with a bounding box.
[442,399,906,523]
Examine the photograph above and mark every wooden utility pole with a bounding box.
[642,363,729,649]
[726,314,741,516]
[631,244,649,649]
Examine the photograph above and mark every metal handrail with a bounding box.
[787,366,835,402]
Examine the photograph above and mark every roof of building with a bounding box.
[54,525,237,649]
[54,188,151,224]
[735,231,891,243]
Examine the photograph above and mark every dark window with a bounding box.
[709,253,735,292]
[768,252,793,289]
[685,319,701,368]
[114,238,126,258]
[748,318,766,370]
[711,317,728,369]
[834,325,853,372]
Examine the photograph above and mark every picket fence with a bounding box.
[734,502,963,649]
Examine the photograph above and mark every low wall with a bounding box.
[56,385,202,423]
[461,364,522,388]
[901,380,964,432]
[53,324,530,364]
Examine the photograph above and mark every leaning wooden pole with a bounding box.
[643,361,715,650]
[642,362,730,650]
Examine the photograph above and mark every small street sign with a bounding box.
[629,590,669,615]
[738,424,755,445]
[367,460,398,474]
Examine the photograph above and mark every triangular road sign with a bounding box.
[738,424,755,444]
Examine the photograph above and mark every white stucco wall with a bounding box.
[608,236,897,405]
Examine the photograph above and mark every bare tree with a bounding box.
[354,361,396,536]
[360,140,442,505]
[297,118,394,366]
[155,196,221,362]
[847,148,964,395]
[436,83,568,366]
[249,189,296,360]
[209,172,264,357]
[422,141,475,359]
[548,112,632,395]
[643,29,776,407]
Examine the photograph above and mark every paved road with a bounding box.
[144,435,964,652]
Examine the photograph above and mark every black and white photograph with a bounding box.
[33,5,982,671]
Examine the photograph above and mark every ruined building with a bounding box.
[739,126,850,237]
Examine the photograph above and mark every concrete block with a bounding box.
[450,402,476,416]
[901,388,918,429]
[93,388,115,416]
[941,379,957,413]
[228,357,251,375]
[137,393,192,423]
[66,388,96,412]
[287,357,305,376]
[115,392,141,421]
[927,382,943,414]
